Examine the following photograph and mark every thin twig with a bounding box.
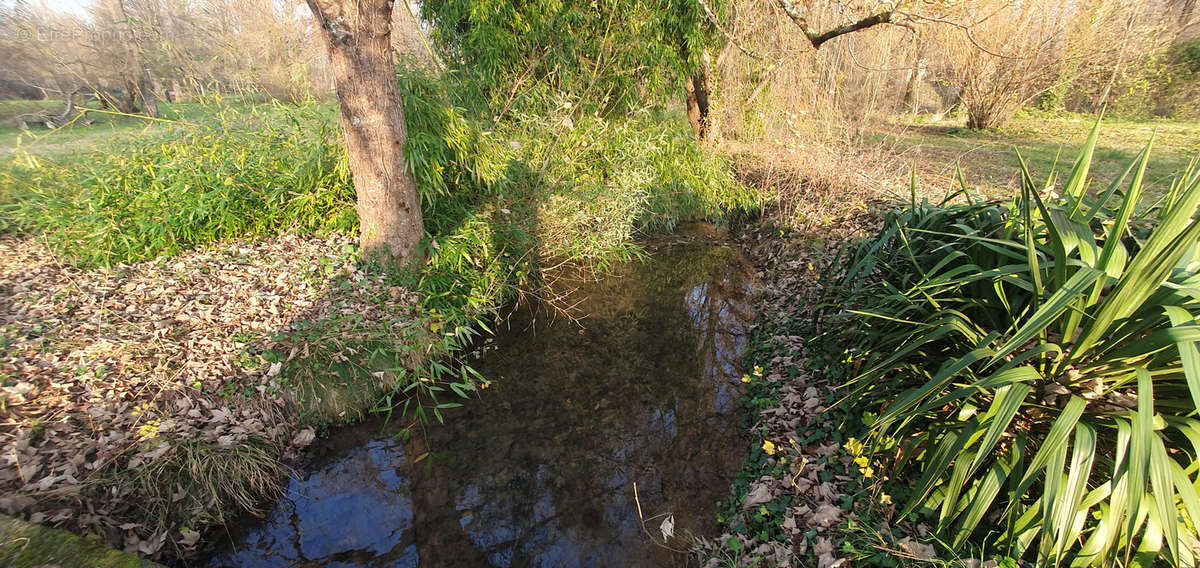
[698,0,762,60]
[402,0,446,71]
[845,36,919,72]
[895,9,1051,60]
[632,481,691,554]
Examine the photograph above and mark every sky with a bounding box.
[15,0,95,18]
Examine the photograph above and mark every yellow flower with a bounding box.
[845,437,864,456]
[753,365,764,377]
[130,402,154,418]
[880,493,893,505]
[136,419,160,442]
[854,456,870,467]
[762,440,777,455]
[860,466,875,479]
[741,374,752,383]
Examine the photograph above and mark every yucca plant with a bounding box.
[833,123,1200,565]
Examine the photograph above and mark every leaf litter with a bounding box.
[694,207,883,568]
[0,232,420,560]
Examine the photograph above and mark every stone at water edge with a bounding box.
[0,515,164,568]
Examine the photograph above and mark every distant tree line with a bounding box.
[0,0,336,117]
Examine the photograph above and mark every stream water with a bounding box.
[207,224,755,567]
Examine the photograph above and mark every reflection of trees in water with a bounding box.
[212,230,755,568]
[210,440,420,567]
[687,268,754,414]
[434,240,755,567]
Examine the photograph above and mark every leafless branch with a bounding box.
[895,9,1046,59]
[698,0,762,59]
[743,63,782,105]
[776,0,894,50]
[809,11,894,48]
[844,37,919,72]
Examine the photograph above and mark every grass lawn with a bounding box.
[0,100,273,160]
[873,112,1200,199]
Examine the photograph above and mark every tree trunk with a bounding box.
[95,88,114,110]
[902,65,921,114]
[138,69,160,118]
[306,0,425,267]
[902,35,925,114]
[685,51,712,140]
[124,80,141,114]
[117,0,159,118]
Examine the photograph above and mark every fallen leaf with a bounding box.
[811,503,841,528]
[291,428,315,448]
[898,537,937,560]
[660,514,675,540]
[180,528,201,547]
[743,483,774,509]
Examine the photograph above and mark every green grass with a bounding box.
[874,112,1200,199]
[1,102,355,265]
[0,100,273,158]
[0,99,64,121]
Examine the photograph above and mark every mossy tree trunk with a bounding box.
[306,0,425,267]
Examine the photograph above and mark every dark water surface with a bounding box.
[208,225,754,567]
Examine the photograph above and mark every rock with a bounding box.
[0,515,163,568]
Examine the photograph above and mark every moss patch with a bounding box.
[0,515,162,568]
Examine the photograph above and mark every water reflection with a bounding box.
[209,224,754,567]
[212,439,418,567]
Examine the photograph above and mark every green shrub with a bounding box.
[1,102,355,266]
[830,123,1200,565]
[1159,40,1200,120]
[420,0,718,115]
[396,70,763,320]
[501,108,762,263]
[0,69,760,348]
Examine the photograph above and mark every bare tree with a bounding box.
[305,0,425,266]
[116,0,159,116]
